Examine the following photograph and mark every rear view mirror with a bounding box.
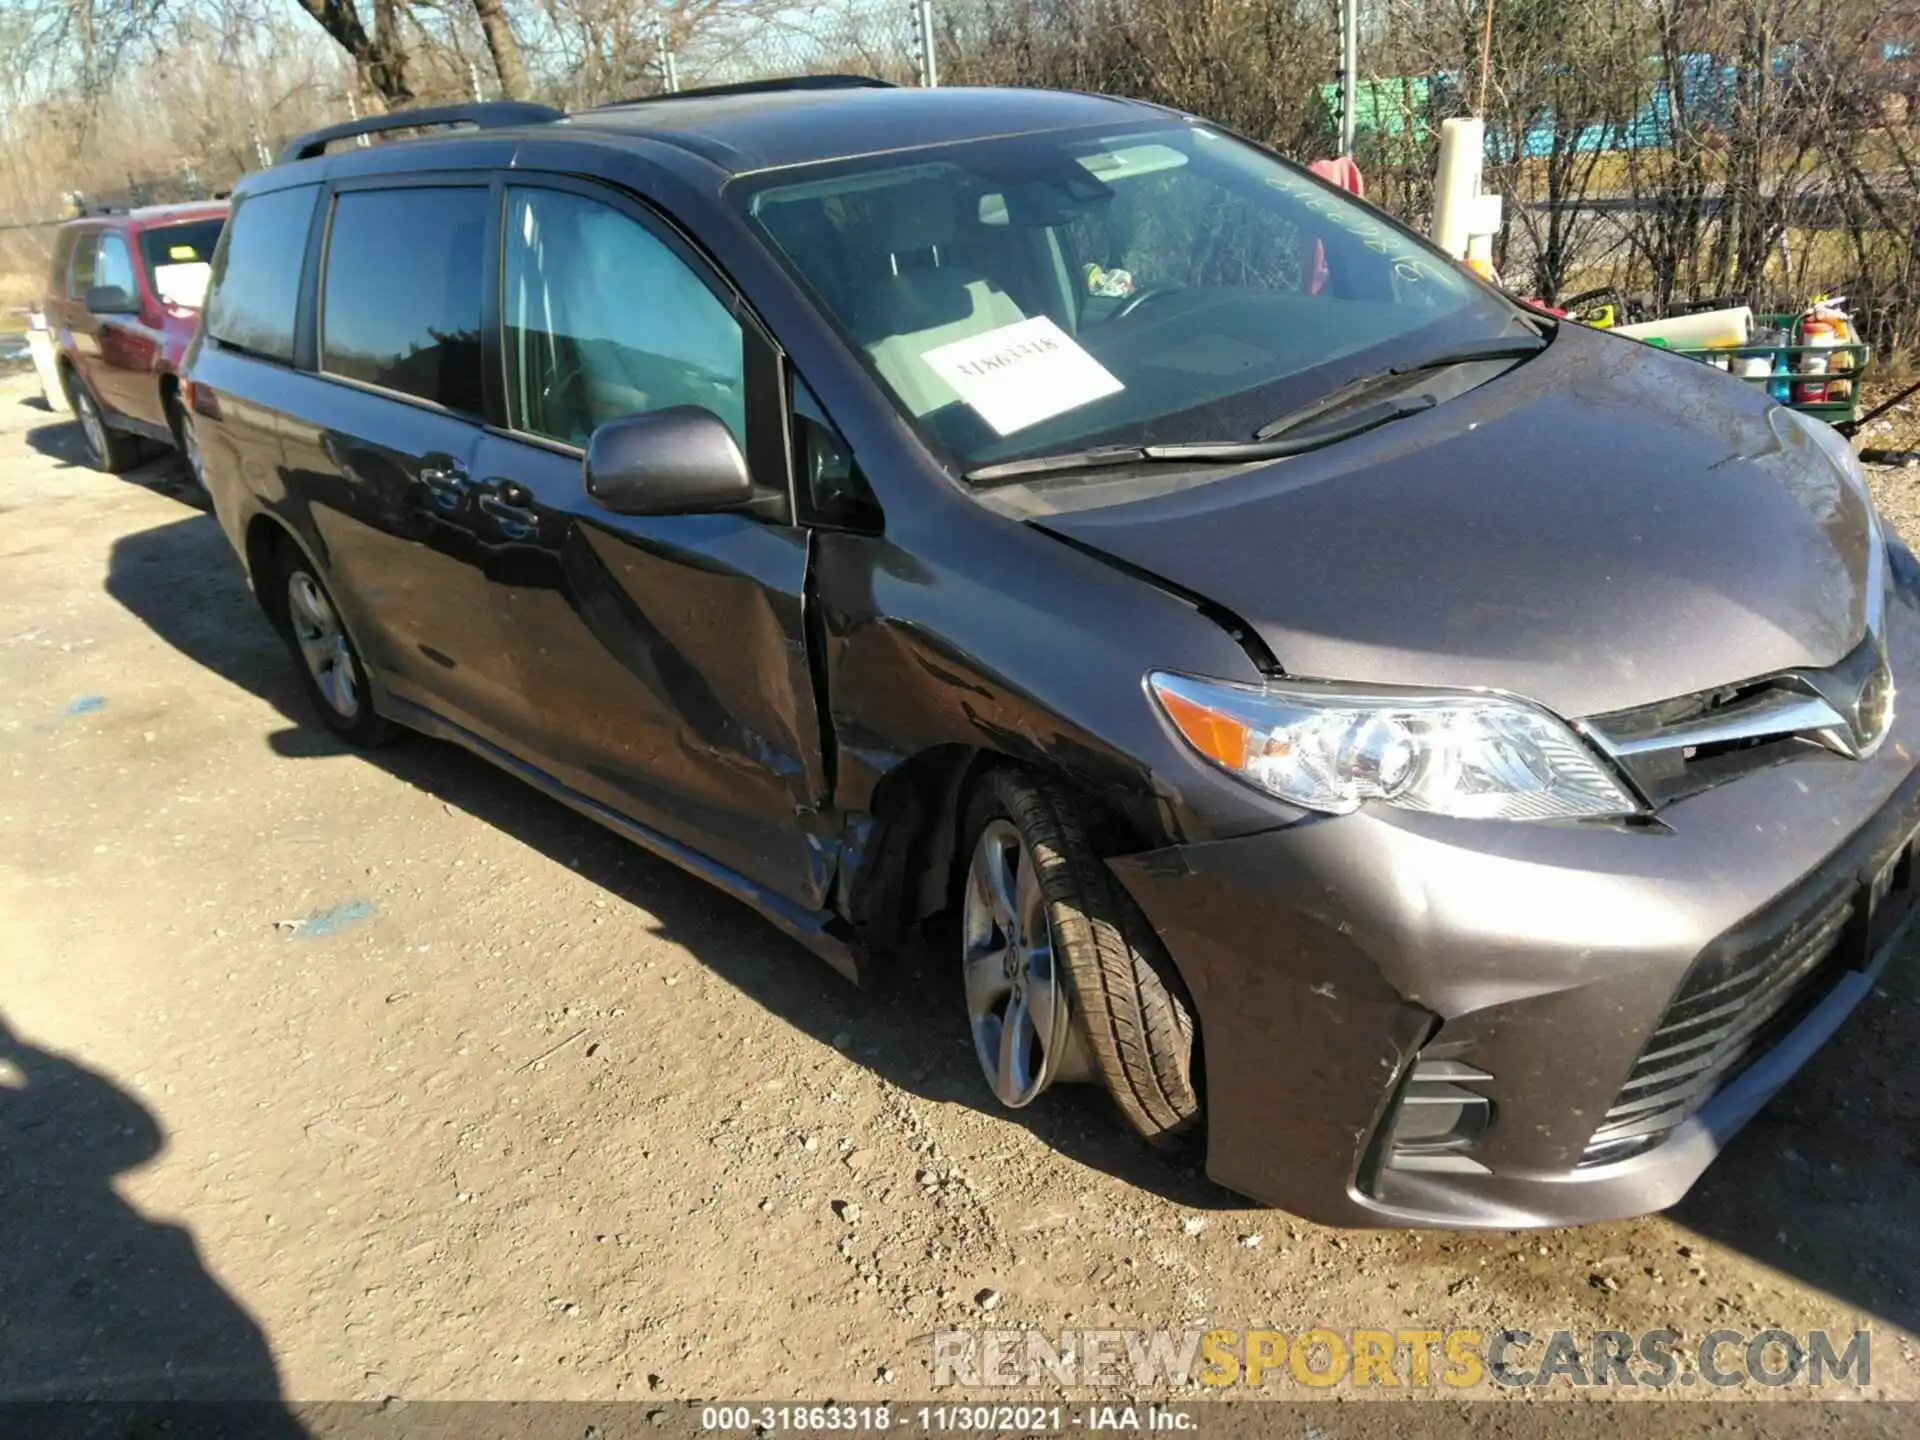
[85,285,138,316]
[584,407,753,517]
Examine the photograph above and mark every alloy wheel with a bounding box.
[961,819,1072,1107]
[287,571,360,720]
[73,388,106,465]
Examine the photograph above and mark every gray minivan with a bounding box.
[183,80,1919,1227]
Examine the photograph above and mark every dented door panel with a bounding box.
[468,430,835,908]
[804,508,1293,917]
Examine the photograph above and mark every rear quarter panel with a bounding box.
[185,345,296,573]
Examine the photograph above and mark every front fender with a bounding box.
[811,497,1290,856]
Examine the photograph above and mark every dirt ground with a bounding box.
[1,367,1917,1409]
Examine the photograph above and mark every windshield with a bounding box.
[138,218,224,310]
[735,122,1521,477]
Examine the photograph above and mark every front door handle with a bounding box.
[477,481,538,536]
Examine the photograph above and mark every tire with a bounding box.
[269,545,395,748]
[164,390,206,495]
[959,767,1200,1145]
[64,370,143,474]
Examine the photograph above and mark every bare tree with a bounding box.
[472,0,531,98]
[10,0,1920,353]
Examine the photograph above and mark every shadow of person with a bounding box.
[103,512,1236,1214]
[0,1014,301,1427]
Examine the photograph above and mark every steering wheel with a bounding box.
[1112,283,1185,321]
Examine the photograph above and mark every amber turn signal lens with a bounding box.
[1152,682,1250,771]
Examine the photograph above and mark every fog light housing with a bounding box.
[1382,1059,1493,1174]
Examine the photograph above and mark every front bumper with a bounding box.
[1113,604,1920,1229]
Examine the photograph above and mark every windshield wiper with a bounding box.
[964,444,1151,484]
[964,331,1547,485]
[963,394,1437,484]
[1252,332,1547,440]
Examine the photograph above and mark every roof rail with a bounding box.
[589,74,895,110]
[276,100,565,165]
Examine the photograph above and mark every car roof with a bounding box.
[127,200,229,226]
[61,201,229,234]
[563,85,1167,175]
[260,84,1175,191]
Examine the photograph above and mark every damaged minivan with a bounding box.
[184,79,1920,1228]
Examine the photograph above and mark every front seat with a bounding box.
[853,183,1026,418]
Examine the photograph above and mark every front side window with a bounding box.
[321,186,487,413]
[206,185,319,364]
[738,123,1519,477]
[94,233,137,297]
[503,186,745,449]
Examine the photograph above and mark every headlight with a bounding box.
[1149,672,1642,820]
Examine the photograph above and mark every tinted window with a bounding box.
[503,186,743,448]
[95,233,137,296]
[322,187,487,413]
[67,232,99,298]
[206,185,319,364]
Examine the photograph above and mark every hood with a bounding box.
[1029,323,1875,719]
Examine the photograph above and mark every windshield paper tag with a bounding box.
[921,316,1122,436]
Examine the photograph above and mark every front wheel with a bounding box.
[959,768,1201,1144]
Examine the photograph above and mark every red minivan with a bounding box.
[45,201,228,476]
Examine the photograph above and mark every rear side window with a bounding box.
[320,186,487,414]
[67,232,99,298]
[206,185,320,364]
[50,230,76,296]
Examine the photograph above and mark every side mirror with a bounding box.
[584,406,753,517]
[85,284,138,316]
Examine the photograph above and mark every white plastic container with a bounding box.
[1614,306,1754,349]
[26,311,69,415]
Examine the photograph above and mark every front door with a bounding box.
[469,179,834,908]
[83,231,162,420]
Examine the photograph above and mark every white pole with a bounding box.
[1432,115,1485,260]
[1338,0,1358,156]
[917,0,939,88]
[346,90,371,147]
[657,19,680,93]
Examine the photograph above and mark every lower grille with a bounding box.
[1581,882,1855,1166]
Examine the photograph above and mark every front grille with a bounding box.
[1581,882,1856,1166]
[1583,629,1890,808]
